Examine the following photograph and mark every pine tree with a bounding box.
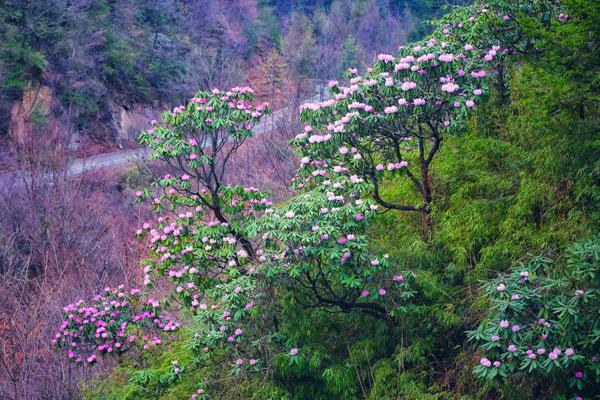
[339,34,362,74]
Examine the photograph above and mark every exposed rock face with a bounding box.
[8,84,53,146]
[8,84,161,150]
[111,103,160,147]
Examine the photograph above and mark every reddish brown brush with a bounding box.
[0,123,150,400]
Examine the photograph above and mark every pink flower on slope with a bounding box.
[438,53,454,62]
[441,83,459,93]
[401,81,417,91]
[377,54,395,62]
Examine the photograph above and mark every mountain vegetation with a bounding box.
[1,0,599,400]
[0,0,454,147]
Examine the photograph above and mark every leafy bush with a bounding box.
[469,236,600,398]
[52,286,177,364]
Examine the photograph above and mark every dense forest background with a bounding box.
[0,0,462,152]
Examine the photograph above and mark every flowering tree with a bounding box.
[429,1,563,101]
[260,169,415,327]
[295,0,565,238]
[138,86,270,270]
[54,87,273,378]
[468,237,600,398]
[295,21,502,237]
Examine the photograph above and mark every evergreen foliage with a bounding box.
[48,0,600,399]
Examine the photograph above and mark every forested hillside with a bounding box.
[1,0,600,400]
[0,0,457,152]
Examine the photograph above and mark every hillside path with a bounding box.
[0,86,327,188]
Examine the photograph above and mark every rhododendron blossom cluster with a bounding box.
[259,167,416,325]
[469,237,600,397]
[295,10,505,221]
[53,286,177,364]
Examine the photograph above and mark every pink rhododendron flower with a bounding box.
[442,83,459,93]
[401,81,417,91]
[565,348,575,357]
[480,358,491,367]
[377,53,395,62]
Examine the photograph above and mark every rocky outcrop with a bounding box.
[8,84,53,146]
[8,84,162,150]
[110,102,161,147]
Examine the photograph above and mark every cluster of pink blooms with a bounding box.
[136,188,271,295]
[230,86,255,94]
[483,45,501,62]
[190,387,206,399]
[295,22,505,176]
[377,53,395,62]
[479,357,501,368]
[53,286,177,364]
[476,261,591,382]
[299,99,337,112]
[375,161,408,171]
[441,82,460,93]
[438,53,455,63]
